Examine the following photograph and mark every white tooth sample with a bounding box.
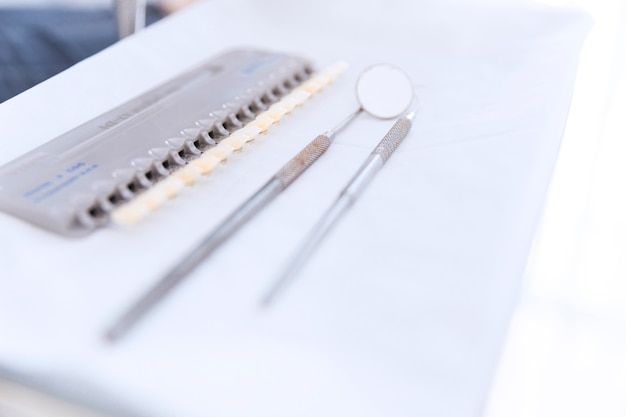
[211,142,234,160]
[281,93,303,110]
[222,132,247,151]
[267,103,289,119]
[300,78,325,94]
[238,125,262,142]
[157,176,186,199]
[173,163,202,185]
[112,200,150,225]
[284,90,310,107]
[327,62,348,79]
[220,125,263,151]
[312,72,331,86]
[138,187,168,211]
[194,154,221,174]
[252,113,276,131]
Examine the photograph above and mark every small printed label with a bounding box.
[22,162,100,204]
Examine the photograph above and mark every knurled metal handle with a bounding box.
[274,134,332,188]
[373,117,412,163]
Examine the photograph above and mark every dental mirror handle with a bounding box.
[262,110,416,306]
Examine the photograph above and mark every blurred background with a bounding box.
[0,0,193,102]
[0,0,624,415]
[485,0,626,416]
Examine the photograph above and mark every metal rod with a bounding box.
[105,178,283,342]
[327,107,363,137]
[262,110,417,306]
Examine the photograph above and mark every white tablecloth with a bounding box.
[0,1,589,416]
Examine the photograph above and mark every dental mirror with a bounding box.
[328,62,414,136]
[356,63,414,119]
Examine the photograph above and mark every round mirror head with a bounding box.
[356,63,414,119]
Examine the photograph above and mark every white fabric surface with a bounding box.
[0,1,589,416]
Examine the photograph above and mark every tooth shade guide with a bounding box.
[111,62,347,227]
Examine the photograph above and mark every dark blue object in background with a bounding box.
[0,6,165,103]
